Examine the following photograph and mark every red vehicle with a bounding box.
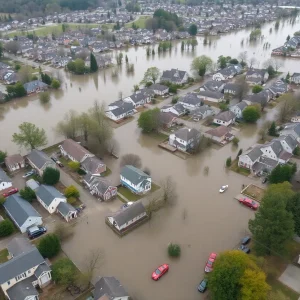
[2,188,19,198]
[205,253,217,273]
[151,264,169,281]
[238,198,259,210]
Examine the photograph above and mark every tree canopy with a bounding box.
[141,67,160,85]
[90,53,98,73]
[242,105,261,122]
[38,234,61,258]
[138,108,161,133]
[12,122,47,150]
[188,24,197,36]
[269,163,297,184]
[252,85,263,94]
[191,55,212,77]
[42,167,60,185]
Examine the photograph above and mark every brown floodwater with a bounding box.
[0,17,297,300]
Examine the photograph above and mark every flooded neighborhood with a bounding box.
[0,1,300,300]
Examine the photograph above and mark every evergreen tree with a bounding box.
[268,121,277,136]
[90,53,98,72]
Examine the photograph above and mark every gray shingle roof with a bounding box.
[161,68,187,83]
[120,165,150,186]
[27,149,52,170]
[93,276,128,299]
[174,127,200,142]
[275,135,297,150]
[110,102,135,117]
[113,201,146,227]
[198,90,223,99]
[215,110,235,122]
[26,179,40,191]
[23,80,48,93]
[81,156,105,174]
[0,168,11,184]
[150,83,168,92]
[179,93,203,106]
[0,247,44,284]
[244,146,263,162]
[3,194,41,228]
[34,262,51,278]
[36,185,65,206]
[224,83,242,92]
[6,276,39,300]
[57,201,76,216]
[60,139,92,162]
[7,237,33,258]
[203,80,225,91]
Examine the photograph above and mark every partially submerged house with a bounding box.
[245,68,269,85]
[160,69,188,85]
[213,111,236,126]
[178,93,203,111]
[4,154,25,173]
[204,125,234,144]
[169,127,201,152]
[191,105,215,121]
[229,101,248,119]
[23,80,48,95]
[105,101,136,122]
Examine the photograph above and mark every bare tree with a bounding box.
[277,94,298,123]
[78,112,92,142]
[18,65,32,83]
[120,154,142,168]
[4,41,20,55]
[236,77,249,102]
[107,138,120,156]
[273,58,284,72]
[238,51,248,64]
[55,110,79,139]
[161,176,177,206]
[249,57,257,68]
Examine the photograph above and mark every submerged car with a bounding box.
[205,253,217,273]
[238,198,259,210]
[151,264,169,281]
[198,278,208,293]
[219,185,228,193]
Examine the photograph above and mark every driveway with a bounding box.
[279,264,300,293]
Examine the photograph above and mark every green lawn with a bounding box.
[101,167,112,177]
[125,16,150,29]
[229,159,251,176]
[42,143,61,156]
[118,183,160,202]
[0,249,8,264]
[267,277,299,300]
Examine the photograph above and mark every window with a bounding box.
[7,281,10,285]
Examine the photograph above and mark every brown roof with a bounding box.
[5,154,24,166]
[206,125,231,137]
[60,139,93,162]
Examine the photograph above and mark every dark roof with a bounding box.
[224,83,242,92]
[27,149,52,170]
[3,194,41,227]
[215,110,235,122]
[231,101,248,111]
[120,165,150,185]
[57,201,76,216]
[7,237,33,258]
[246,68,267,77]
[198,90,223,99]
[0,168,11,184]
[112,202,146,227]
[218,65,237,76]
[150,83,169,92]
[161,68,187,83]
[203,80,225,91]
[36,185,65,206]
[281,123,300,138]
[274,135,297,150]
[110,102,135,117]
[0,247,44,284]
[34,262,51,278]
[159,112,177,125]
[23,80,48,93]
[244,146,263,162]
[179,93,202,106]
[172,103,186,114]
[81,156,105,174]
[174,127,200,141]
[6,276,39,300]
[93,276,128,299]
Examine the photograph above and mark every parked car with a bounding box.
[205,253,217,273]
[56,160,64,168]
[151,264,169,281]
[2,188,19,198]
[238,244,250,254]
[27,225,47,240]
[219,185,228,193]
[197,278,208,293]
[262,177,268,184]
[22,169,36,178]
[121,202,133,209]
[241,236,251,245]
[238,198,259,210]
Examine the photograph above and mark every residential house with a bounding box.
[200,80,225,92]
[149,83,169,96]
[120,165,151,195]
[291,72,300,84]
[291,112,300,123]
[0,168,12,191]
[245,68,269,85]
[238,145,265,170]
[244,90,270,107]
[3,194,42,233]
[57,202,77,222]
[169,127,201,152]
[191,105,215,121]
[259,140,293,164]
[105,101,136,122]
[178,93,203,111]
[268,80,289,97]
[123,90,151,108]
[229,101,248,119]
[107,201,147,232]
[23,80,48,95]
[198,90,224,103]
[160,103,186,116]
[81,157,106,176]
[26,179,40,191]
[0,237,51,300]
[26,149,56,176]
[204,125,235,144]
[213,111,236,126]
[83,174,117,201]
[36,185,66,214]
[223,83,242,96]
[4,154,25,173]
[159,112,177,128]
[92,276,129,300]
[280,123,300,143]
[212,65,238,81]
[160,69,189,85]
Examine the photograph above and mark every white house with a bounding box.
[212,65,238,81]
[160,69,188,85]
[0,237,51,299]
[36,185,67,214]
[178,93,203,111]
[107,201,147,232]
[191,105,215,121]
[160,103,186,116]
[4,154,25,173]
[213,111,236,126]
[149,83,169,96]
[291,72,300,84]
[245,68,269,85]
[291,112,300,123]
[120,165,151,195]
[169,127,201,152]
[198,90,224,103]
[280,123,300,143]
[0,168,12,192]
[3,194,42,233]
[229,101,248,119]
[93,277,130,300]
[105,102,136,122]
[57,202,77,222]
[123,90,151,108]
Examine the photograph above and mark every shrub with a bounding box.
[172,96,179,104]
[64,185,80,198]
[77,169,86,175]
[67,197,77,205]
[226,157,232,167]
[39,91,50,104]
[232,137,239,146]
[168,243,181,257]
[252,85,263,94]
[293,146,300,156]
[19,187,36,202]
[0,220,14,237]
[237,149,243,158]
[169,84,178,94]
[51,79,61,89]
[68,161,80,172]
[42,167,60,185]
[0,196,6,205]
[38,234,61,258]
[242,105,261,123]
